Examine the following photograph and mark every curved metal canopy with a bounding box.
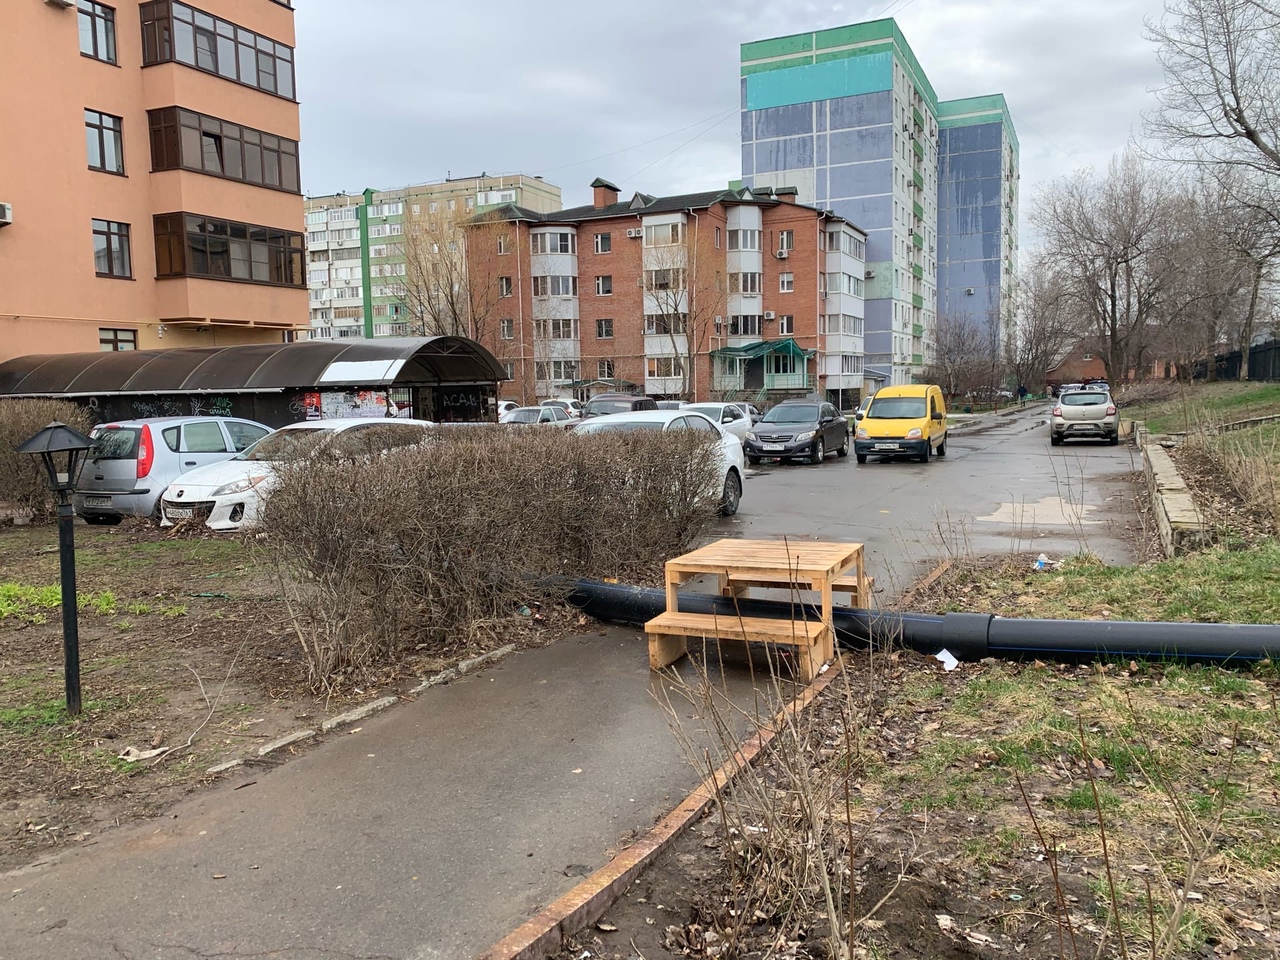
[0,337,507,397]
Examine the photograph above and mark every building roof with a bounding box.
[0,337,507,398]
[476,184,862,232]
[709,338,814,360]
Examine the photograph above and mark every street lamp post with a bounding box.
[16,422,95,715]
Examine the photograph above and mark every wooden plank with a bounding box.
[665,539,864,578]
[721,573,874,591]
[648,633,688,671]
[644,611,826,645]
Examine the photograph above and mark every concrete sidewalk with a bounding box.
[2,631,775,960]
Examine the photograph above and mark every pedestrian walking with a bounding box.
[1017,383,1028,408]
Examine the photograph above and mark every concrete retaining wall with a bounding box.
[1137,422,1209,557]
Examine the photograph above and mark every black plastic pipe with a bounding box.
[566,578,1280,665]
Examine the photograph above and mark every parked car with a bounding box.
[160,417,434,531]
[682,402,751,444]
[74,416,272,525]
[580,393,659,419]
[855,394,875,418]
[496,400,521,419]
[730,401,762,424]
[500,406,580,429]
[1083,381,1111,393]
[744,400,849,465]
[655,400,688,410]
[573,409,745,516]
[540,398,584,417]
[1050,391,1119,445]
[853,384,948,463]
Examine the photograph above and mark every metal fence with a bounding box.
[1195,338,1280,382]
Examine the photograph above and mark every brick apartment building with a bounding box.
[466,179,869,408]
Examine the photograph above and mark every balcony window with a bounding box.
[92,219,132,278]
[153,213,304,286]
[148,108,300,193]
[85,109,124,174]
[78,1,117,64]
[140,1,295,100]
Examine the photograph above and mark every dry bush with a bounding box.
[259,426,722,690]
[0,399,96,522]
[1186,423,1280,532]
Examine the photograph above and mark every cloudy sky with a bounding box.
[294,0,1172,224]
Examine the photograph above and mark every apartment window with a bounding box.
[727,315,761,336]
[778,229,794,252]
[728,273,761,295]
[369,202,403,217]
[596,318,614,339]
[727,229,760,252]
[411,204,420,216]
[500,318,515,340]
[98,328,136,351]
[532,276,577,297]
[530,232,576,254]
[465,198,475,211]
[594,233,611,254]
[91,219,132,278]
[140,2,295,100]
[447,199,456,212]
[647,357,684,378]
[535,360,578,382]
[428,201,438,214]
[78,1,117,64]
[715,226,721,249]
[779,272,794,293]
[153,213,303,286]
[498,277,513,298]
[85,110,124,174]
[502,361,515,380]
[595,275,612,296]
[598,359,615,380]
[778,315,794,335]
[644,314,687,335]
[646,268,685,291]
[534,318,578,340]
[643,223,684,247]
[841,355,863,374]
[497,235,510,255]
[147,108,300,193]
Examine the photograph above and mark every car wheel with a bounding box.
[936,436,947,457]
[1108,432,1119,445]
[855,452,867,464]
[837,432,850,458]
[83,514,122,526]
[810,439,825,465]
[1050,434,1062,446]
[720,471,742,517]
[919,443,931,464]
[747,455,762,465]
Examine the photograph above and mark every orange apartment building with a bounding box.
[1,0,306,365]
[467,179,870,408]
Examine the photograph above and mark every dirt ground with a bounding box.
[0,520,563,872]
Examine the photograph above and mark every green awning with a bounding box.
[709,338,811,360]
[568,377,638,390]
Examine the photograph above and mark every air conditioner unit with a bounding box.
[0,202,11,227]
[45,0,76,8]
[776,249,789,259]
[764,311,776,320]
[965,287,975,295]
[864,269,876,279]
[626,228,642,238]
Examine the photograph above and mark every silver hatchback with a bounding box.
[1050,392,1119,446]
[75,416,272,524]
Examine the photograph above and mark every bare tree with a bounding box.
[1032,152,1180,383]
[398,210,510,344]
[643,229,726,400]
[1005,258,1081,391]
[927,310,994,400]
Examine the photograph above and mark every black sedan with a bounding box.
[744,400,849,465]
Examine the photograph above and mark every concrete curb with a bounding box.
[477,656,847,960]
[257,729,316,756]
[409,644,515,694]
[321,696,399,733]
[1136,422,1209,556]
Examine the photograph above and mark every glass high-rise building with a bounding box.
[740,19,1017,387]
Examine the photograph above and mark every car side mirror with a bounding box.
[854,412,864,421]
[932,412,944,422]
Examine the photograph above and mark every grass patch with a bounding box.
[1123,381,1280,435]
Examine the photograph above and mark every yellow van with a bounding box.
[853,384,948,463]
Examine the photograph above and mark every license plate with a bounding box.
[874,443,899,450]
[83,496,111,507]
[762,443,785,452]
[166,507,194,519]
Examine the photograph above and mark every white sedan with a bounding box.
[160,417,434,531]
[681,402,752,445]
[573,409,745,516]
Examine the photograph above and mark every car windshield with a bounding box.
[577,421,664,434]
[237,427,335,462]
[761,404,818,423]
[867,398,927,419]
[1061,393,1109,406]
[586,400,634,415]
[506,409,540,423]
[685,405,724,418]
[89,427,140,460]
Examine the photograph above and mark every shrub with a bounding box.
[259,426,723,690]
[0,399,96,523]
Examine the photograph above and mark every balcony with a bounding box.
[911,263,923,278]
[912,353,924,366]
[912,105,924,128]
[911,232,924,249]
[913,323,924,337]
[913,170,924,190]
[912,200,924,219]
[912,139,924,159]
[912,293,924,309]
[764,371,809,391]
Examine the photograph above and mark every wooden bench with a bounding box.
[719,572,875,608]
[644,610,829,682]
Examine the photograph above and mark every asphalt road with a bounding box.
[0,402,1142,960]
